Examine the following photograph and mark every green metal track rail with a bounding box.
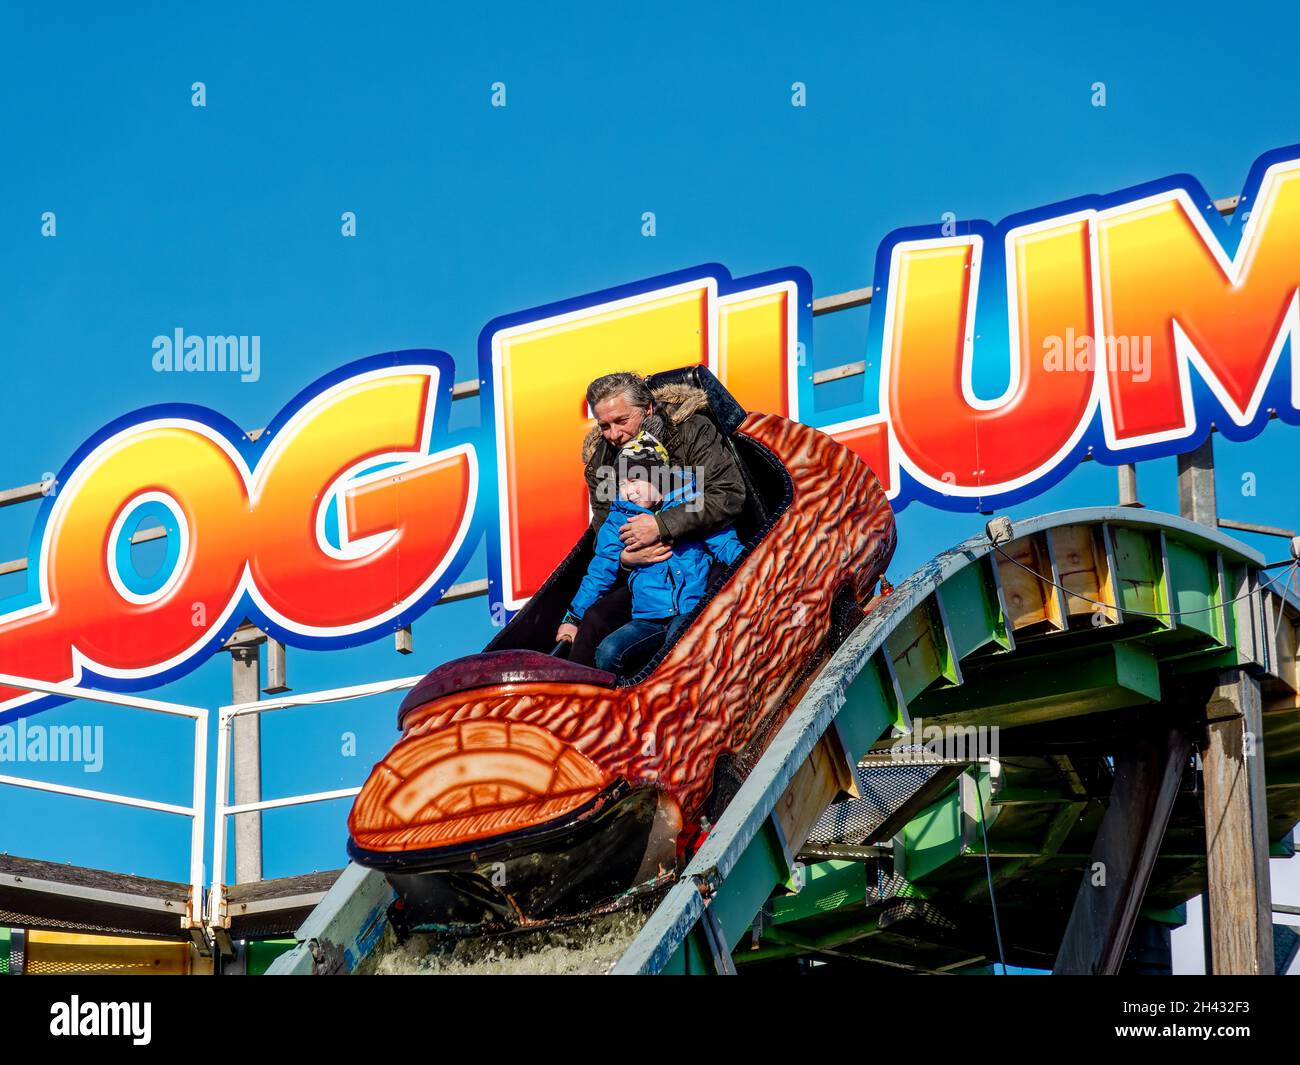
[613,507,1300,974]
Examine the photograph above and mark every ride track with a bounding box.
[267,505,1300,975]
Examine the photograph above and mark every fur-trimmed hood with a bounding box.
[581,383,712,464]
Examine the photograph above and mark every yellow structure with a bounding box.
[21,931,209,976]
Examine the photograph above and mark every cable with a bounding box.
[973,769,1008,976]
[1274,565,1299,644]
[989,542,1300,622]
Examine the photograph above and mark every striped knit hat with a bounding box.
[617,430,670,478]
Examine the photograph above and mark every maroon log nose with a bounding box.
[397,650,616,730]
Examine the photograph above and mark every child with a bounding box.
[556,429,745,676]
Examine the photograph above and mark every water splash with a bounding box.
[368,906,653,976]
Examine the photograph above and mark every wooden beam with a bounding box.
[1049,524,1120,624]
[1053,727,1192,975]
[1203,668,1274,974]
[771,729,860,864]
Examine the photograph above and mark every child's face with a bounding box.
[620,477,660,507]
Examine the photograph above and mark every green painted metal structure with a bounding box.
[245,938,296,975]
[613,507,1300,974]
[269,506,1300,975]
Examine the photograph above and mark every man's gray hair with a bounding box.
[586,371,654,413]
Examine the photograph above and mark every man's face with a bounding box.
[593,392,648,447]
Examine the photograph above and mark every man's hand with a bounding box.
[621,541,673,567]
[619,513,662,549]
[556,622,579,643]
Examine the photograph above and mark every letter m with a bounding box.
[1096,159,1300,447]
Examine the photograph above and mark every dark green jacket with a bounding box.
[584,410,747,544]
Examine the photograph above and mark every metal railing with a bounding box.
[208,673,424,932]
[0,673,207,934]
[0,669,434,942]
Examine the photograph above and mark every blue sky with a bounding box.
[2,1,1298,970]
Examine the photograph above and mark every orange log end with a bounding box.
[349,719,610,853]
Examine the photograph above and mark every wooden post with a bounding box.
[1053,728,1191,975]
[1176,434,1219,972]
[1202,669,1274,974]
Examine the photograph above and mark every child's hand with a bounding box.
[556,622,579,643]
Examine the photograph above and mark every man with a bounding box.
[557,370,748,668]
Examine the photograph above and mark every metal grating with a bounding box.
[806,761,946,846]
[863,862,913,905]
[225,908,321,941]
[0,907,184,942]
[876,897,957,932]
[25,955,169,976]
[1,929,25,976]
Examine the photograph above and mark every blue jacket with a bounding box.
[569,484,745,623]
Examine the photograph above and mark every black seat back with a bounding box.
[645,365,747,434]
[645,365,769,535]
[486,365,786,656]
